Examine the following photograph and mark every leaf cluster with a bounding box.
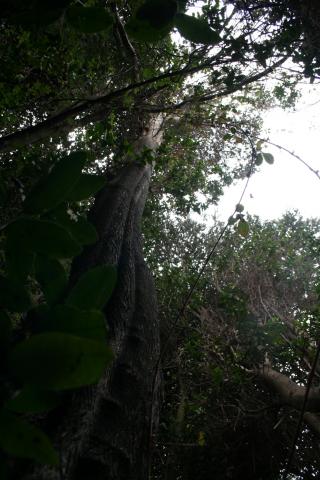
[0,150,116,471]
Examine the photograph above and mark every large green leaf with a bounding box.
[33,304,107,341]
[7,218,82,259]
[49,208,98,246]
[66,216,97,245]
[6,388,61,414]
[126,0,176,42]
[175,13,220,44]
[5,234,34,284]
[126,19,167,42]
[10,332,113,390]
[0,276,31,313]
[66,266,117,310]
[136,0,177,29]
[67,174,106,201]
[66,6,112,33]
[0,409,59,465]
[23,151,87,214]
[35,256,67,304]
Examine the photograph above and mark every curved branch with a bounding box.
[257,365,320,413]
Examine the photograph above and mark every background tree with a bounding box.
[152,213,320,479]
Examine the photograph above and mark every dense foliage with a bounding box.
[152,214,320,479]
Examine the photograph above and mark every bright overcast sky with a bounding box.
[213,84,320,222]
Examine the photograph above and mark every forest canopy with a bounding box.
[0,1,320,479]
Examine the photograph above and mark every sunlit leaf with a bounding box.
[198,431,206,447]
[237,219,249,237]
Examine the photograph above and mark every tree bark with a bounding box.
[25,117,163,480]
[257,366,320,413]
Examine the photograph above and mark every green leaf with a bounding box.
[67,174,106,201]
[136,0,177,29]
[237,219,249,237]
[5,234,34,284]
[10,332,113,390]
[126,18,171,42]
[6,388,61,414]
[126,0,176,42]
[175,13,220,45]
[255,152,263,166]
[33,304,107,341]
[0,276,31,313]
[256,139,264,150]
[67,265,117,310]
[7,218,82,259]
[35,256,67,305]
[228,216,237,225]
[256,152,274,165]
[24,151,87,214]
[66,6,112,33]
[49,208,98,246]
[0,409,59,465]
[235,203,244,212]
[263,152,274,164]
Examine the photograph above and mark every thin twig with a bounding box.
[255,136,320,181]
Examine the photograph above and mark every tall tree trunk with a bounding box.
[26,116,163,480]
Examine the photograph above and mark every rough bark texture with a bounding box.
[69,164,160,480]
[25,119,163,480]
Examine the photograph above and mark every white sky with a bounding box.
[213,84,320,222]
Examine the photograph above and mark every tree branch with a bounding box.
[142,56,289,113]
[0,53,289,154]
[257,365,320,413]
